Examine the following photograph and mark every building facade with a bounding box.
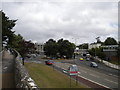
[101,45,118,61]
[35,43,44,54]
[74,48,88,54]
[88,43,101,49]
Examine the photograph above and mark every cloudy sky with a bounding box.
[1,0,119,45]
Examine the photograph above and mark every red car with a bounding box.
[45,60,53,65]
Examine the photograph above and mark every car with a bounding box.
[79,58,84,61]
[86,57,90,61]
[90,62,98,68]
[45,60,54,65]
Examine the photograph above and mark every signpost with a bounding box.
[68,65,79,87]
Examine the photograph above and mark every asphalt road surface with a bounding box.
[75,55,119,77]
[25,56,119,89]
[53,60,119,89]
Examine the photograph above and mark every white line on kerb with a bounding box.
[105,79,118,84]
[78,75,110,89]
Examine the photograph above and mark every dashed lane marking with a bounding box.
[109,74,118,78]
[104,79,118,85]
[3,67,7,70]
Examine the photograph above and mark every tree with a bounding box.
[2,11,36,57]
[57,39,75,58]
[2,11,17,46]
[18,40,36,57]
[88,47,106,59]
[10,34,23,48]
[96,37,101,43]
[44,39,58,57]
[104,37,117,45]
[77,43,88,49]
[44,38,76,59]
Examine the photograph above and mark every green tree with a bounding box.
[2,11,17,46]
[10,34,23,48]
[2,11,36,57]
[104,37,117,45]
[88,47,106,59]
[57,39,75,59]
[18,40,36,57]
[44,38,75,59]
[44,39,58,57]
[77,43,88,49]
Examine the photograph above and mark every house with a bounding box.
[88,43,101,49]
[74,47,88,54]
[35,43,44,54]
[101,45,118,61]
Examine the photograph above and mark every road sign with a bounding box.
[68,65,79,76]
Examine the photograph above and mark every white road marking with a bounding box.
[78,75,110,89]
[109,73,113,76]
[105,79,118,84]
[89,73,100,78]
[80,70,87,73]
[3,67,7,70]
[62,68,66,70]
[109,74,118,78]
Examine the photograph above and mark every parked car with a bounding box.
[45,60,54,65]
[90,62,98,68]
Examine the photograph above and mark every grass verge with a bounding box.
[25,62,88,88]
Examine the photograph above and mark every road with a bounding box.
[75,55,119,77]
[53,61,118,89]
[25,55,119,89]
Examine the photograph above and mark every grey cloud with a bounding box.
[2,1,118,44]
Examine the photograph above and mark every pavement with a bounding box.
[2,50,15,88]
[94,57,120,70]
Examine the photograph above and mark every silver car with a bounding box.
[90,62,98,68]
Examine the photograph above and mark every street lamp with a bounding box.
[38,45,39,54]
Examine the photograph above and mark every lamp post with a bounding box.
[38,45,39,54]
